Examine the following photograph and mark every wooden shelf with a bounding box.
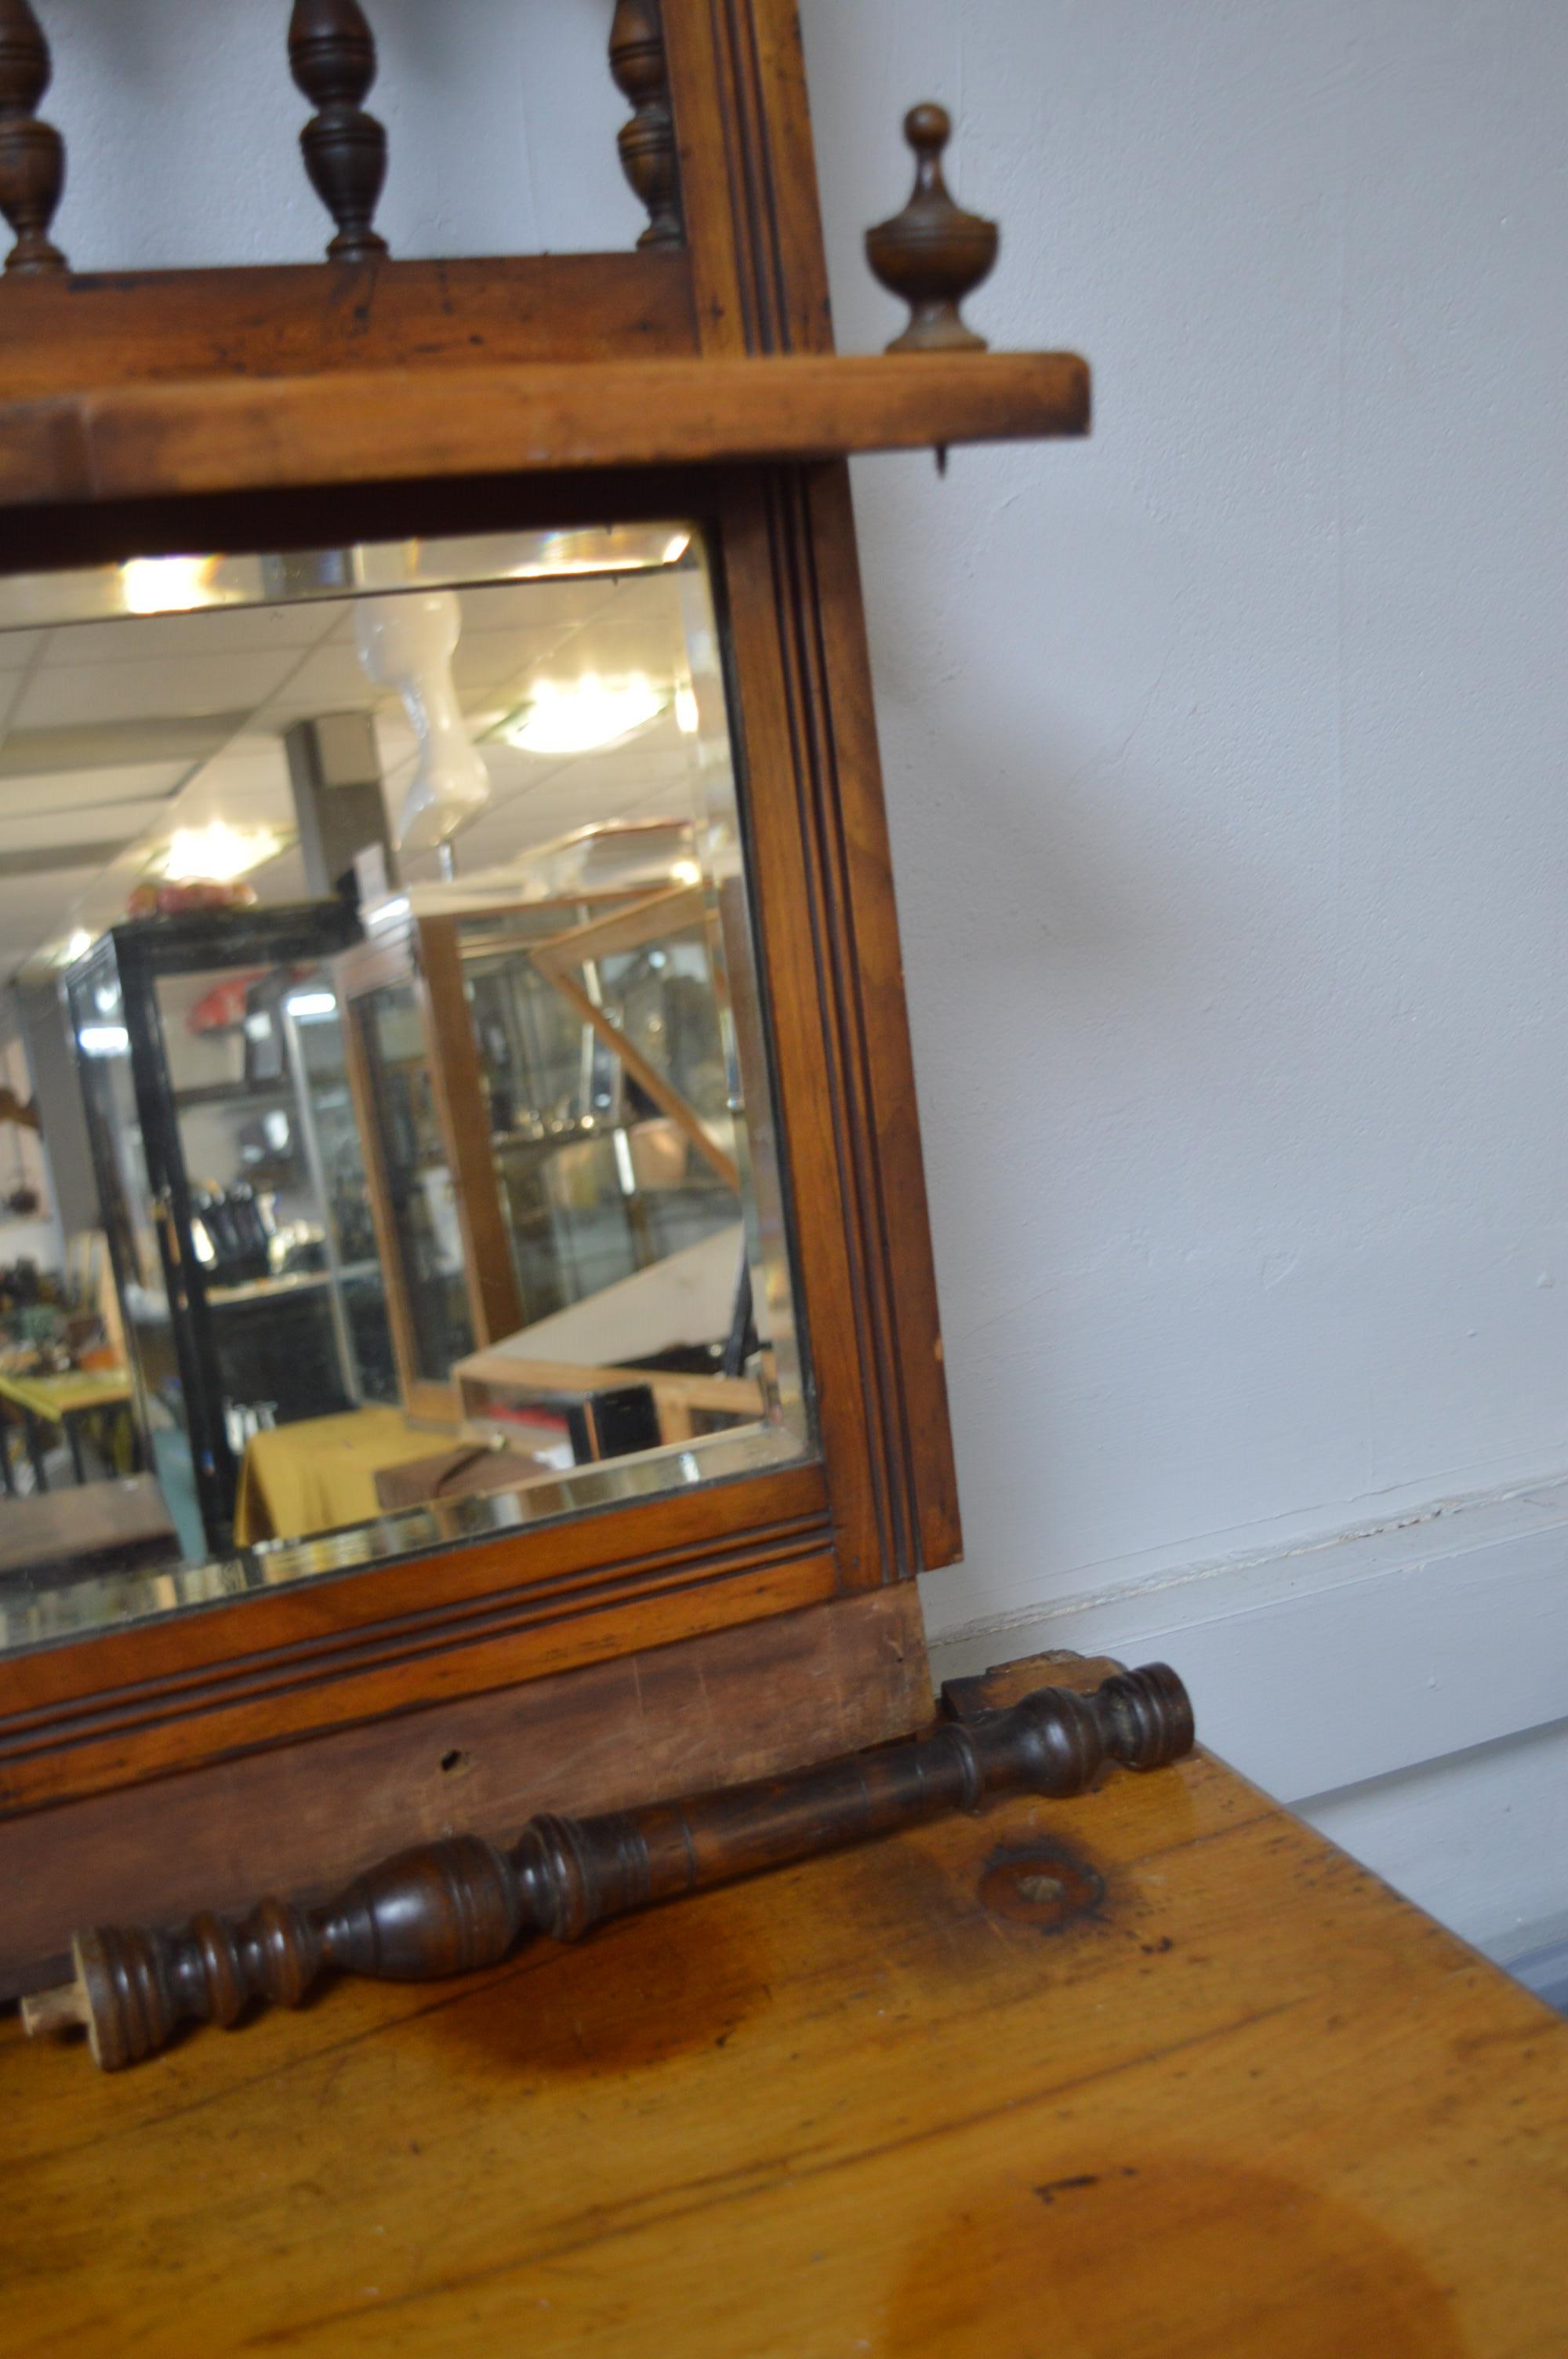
[0,350,1090,511]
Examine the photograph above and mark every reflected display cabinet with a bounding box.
[0,0,1091,1997]
[65,900,390,1562]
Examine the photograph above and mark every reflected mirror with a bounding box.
[0,525,810,1654]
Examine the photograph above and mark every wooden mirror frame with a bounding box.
[0,0,1088,1994]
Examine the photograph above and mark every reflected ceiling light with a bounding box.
[670,859,702,888]
[503,674,668,758]
[78,1024,129,1058]
[51,928,96,968]
[285,990,337,1022]
[120,555,218,616]
[159,822,287,884]
[673,683,700,736]
[356,591,490,853]
[496,525,691,581]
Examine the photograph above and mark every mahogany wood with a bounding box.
[610,0,683,251]
[866,104,1000,354]
[289,0,389,264]
[0,1584,929,1999]
[0,349,1088,508]
[0,0,64,275]
[0,0,1055,1890]
[0,254,700,396]
[24,1664,1193,2069]
[632,0,967,1576]
[0,1457,838,1816]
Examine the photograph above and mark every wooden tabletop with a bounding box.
[4,1658,1566,2357]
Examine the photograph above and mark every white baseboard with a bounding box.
[921,1474,1568,1961]
[922,1471,1568,1803]
[1301,1718,1568,1961]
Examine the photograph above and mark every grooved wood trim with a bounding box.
[659,0,963,1572]
[0,1463,833,1815]
[0,253,700,394]
[662,0,832,357]
[0,350,1088,509]
[0,1583,931,1999]
[718,470,963,1579]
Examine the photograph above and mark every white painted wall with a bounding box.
[38,1,1568,1961]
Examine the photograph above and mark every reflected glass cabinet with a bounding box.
[66,902,394,1560]
[335,865,778,1452]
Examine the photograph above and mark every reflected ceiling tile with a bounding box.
[16,654,296,729]
[0,718,244,775]
[0,798,170,856]
[258,643,387,718]
[0,762,187,816]
[0,629,45,669]
[41,604,343,663]
[454,582,615,636]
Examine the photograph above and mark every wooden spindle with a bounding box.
[0,0,66,274]
[288,0,388,263]
[609,0,681,251]
[22,1666,1193,2071]
[866,104,999,354]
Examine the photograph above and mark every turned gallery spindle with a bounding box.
[0,0,65,274]
[23,1666,1193,2072]
[866,103,999,354]
[289,0,389,263]
[609,0,681,251]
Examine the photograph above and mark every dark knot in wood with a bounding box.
[0,0,67,274]
[609,0,681,252]
[26,1665,1194,2072]
[866,102,999,354]
[289,0,389,263]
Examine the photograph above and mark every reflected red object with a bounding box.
[125,879,259,921]
[187,972,267,1036]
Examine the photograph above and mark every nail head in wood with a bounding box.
[609,0,681,251]
[289,0,389,264]
[0,0,67,274]
[866,103,998,354]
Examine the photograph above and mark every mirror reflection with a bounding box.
[0,526,808,1653]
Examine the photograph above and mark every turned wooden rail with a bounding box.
[22,1665,1193,2072]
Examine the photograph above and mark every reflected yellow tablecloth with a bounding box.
[234,1406,458,1546]
[0,1367,132,1423]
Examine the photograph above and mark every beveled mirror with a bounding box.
[0,520,809,1647]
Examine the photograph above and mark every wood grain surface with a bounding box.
[0,1584,931,2000]
[0,253,699,394]
[5,1656,1565,2356]
[0,351,1090,508]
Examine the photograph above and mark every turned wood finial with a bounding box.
[289,0,389,263]
[0,0,67,274]
[609,0,681,250]
[21,1667,1194,2072]
[866,103,998,354]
